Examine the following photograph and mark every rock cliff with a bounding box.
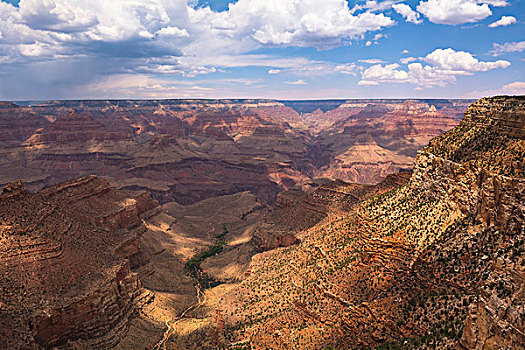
[0,102,49,147]
[412,96,525,349]
[0,176,159,349]
[252,172,411,251]
[212,96,524,350]
[315,99,466,183]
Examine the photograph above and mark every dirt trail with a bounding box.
[151,202,227,350]
[152,283,205,350]
[152,198,243,349]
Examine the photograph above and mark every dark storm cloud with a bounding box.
[71,39,182,59]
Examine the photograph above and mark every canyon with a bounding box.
[1,96,523,349]
[213,96,524,350]
[0,99,470,204]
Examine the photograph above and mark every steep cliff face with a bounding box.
[23,113,132,146]
[411,96,525,350]
[425,96,525,178]
[413,96,524,237]
[320,134,414,184]
[0,176,159,349]
[0,102,49,147]
[315,99,468,183]
[213,96,523,350]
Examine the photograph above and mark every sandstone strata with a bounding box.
[0,176,159,349]
[252,172,411,251]
[0,99,469,204]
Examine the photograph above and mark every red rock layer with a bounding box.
[23,113,131,146]
[0,99,471,205]
[252,172,411,251]
[0,102,49,146]
[0,176,159,348]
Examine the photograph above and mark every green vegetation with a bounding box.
[186,226,228,288]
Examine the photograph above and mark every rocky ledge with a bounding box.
[411,96,524,349]
[0,176,159,349]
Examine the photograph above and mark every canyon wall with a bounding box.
[0,176,160,348]
[213,96,523,350]
[411,96,525,349]
[0,99,471,205]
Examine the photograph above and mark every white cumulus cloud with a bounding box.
[425,48,510,71]
[359,47,510,87]
[156,26,190,37]
[417,0,492,25]
[194,0,396,49]
[488,15,517,27]
[359,62,455,86]
[350,1,399,13]
[490,40,525,56]
[392,3,422,24]
[400,56,417,64]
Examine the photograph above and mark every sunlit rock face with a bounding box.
[214,96,524,350]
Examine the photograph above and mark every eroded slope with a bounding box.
[214,96,524,349]
[0,176,159,349]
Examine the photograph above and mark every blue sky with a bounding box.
[0,0,523,100]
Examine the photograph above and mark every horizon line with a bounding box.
[7,97,500,103]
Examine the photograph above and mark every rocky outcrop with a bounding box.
[0,102,49,146]
[23,113,132,146]
[216,96,524,350]
[0,176,159,349]
[252,172,411,250]
[426,96,525,177]
[459,264,525,350]
[411,96,525,349]
[412,152,524,234]
[319,134,414,184]
[32,262,152,349]
[125,158,283,204]
[1,179,24,197]
[315,99,469,183]
[412,96,524,234]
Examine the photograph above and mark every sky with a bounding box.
[0,0,523,100]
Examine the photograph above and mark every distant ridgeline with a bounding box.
[0,98,472,207]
